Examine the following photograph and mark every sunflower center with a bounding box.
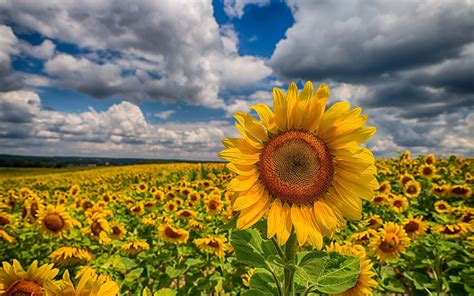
[43,214,65,232]
[207,240,221,249]
[7,280,43,296]
[406,185,417,194]
[404,221,419,233]
[380,234,400,252]
[423,167,432,175]
[258,130,334,204]
[164,227,182,239]
[91,221,103,235]
[393,200,403,208]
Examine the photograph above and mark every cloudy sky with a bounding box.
[0,0,473,160]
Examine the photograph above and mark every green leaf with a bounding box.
[185,258,204,268]
[241,289,273,296]
[248,268,278,295]
[219,215,238,230]
[295,252,360,294]
[126,267,144,282]
[230,229,268,269]
[165,266,184,278]
[154,288,177,296]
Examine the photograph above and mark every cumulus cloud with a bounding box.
[0,25,23,90]
[154,110,175,120]
[0,1,272,107]
[0,90,236,160]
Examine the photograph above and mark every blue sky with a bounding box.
[0,0,472,160]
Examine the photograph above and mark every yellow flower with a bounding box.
[365,214,383,229]
[121,241,150,254]
[164,201,178,212]
[431,184,449,198]
[377,181,391,194]
[109,223,127,239]
[129,203,145,216]
[188,219,206,231]
[0,212,11,226]
[370,222,410,261]
[402,215,427,239]
[425,153,436,165]
[44,269,119,296]
[37,205,75,237]
[326,242,377,296]
[176,209,197,220]
[419,164,436,178]
[69,184,80,196]
[399,173,415,187]
[0,259,58,295]
[49,246,93,265]
[372,194,389,206]
[449,184,472,199]
[136,182,148,193]
[434,200,450,214]
[205,196,224,214]
[242,268,255,287]
[219,82,377,248]
[350,229,378,245]
[86,213,111,245]
[158,223,189,245]
[432,222,470,238]
[194,236,228,258]
[403,180,421,199]
[390,195,409,213]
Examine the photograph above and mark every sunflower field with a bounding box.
[0,152,472,295]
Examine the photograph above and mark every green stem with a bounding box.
[271,237,285,259]
[284,229,297,296]
[270,269,284,296]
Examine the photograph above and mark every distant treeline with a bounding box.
[0,154,222,168]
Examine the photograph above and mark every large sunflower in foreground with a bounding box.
[44,269,119,296]
[219,82,378,248]
[0,259,58,295]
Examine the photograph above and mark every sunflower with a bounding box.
[402,215,427,239]
[326,242,377,296]
[158,223,189,245]
[22,198,40,221]
[69,184,80,196]
[432,222,470,238]
[188,219,206,231]
[43,269,119,296]
[0,212,11,226]
[194,236,229,258]
[365,214,383,229]
[136,182,148,194]
[86,213,111,244]
[186,191,201,206]
[372,194,389,206]
[377,181,391,194]
[205,196,224,215]
[177,209,197,220]
[110,223,127,239]
[0,260,58,295]
[219,82,378,248]
[449,185,472,199]
[153,190,165,202]
[425,153,436,165]
[0,229,14,244]
[351,229,378,245]
[390,195,409,213]
[164,201,177,212]
[419,164,436,179]
[401,150,411,161]
[121,241,150,255]
[399,173,415,187]
[431,184,449,198]
[434,200,450,214]
[129,203,145,216]
[49,246,93,265]
[370,222,410,261]
[37,205,75,237]
[242,268,255,287]
[403,180,421,199]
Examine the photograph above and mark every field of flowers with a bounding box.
[0,153,472,295]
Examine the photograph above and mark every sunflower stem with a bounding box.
[271,237,285,259]
[284,229,296,296]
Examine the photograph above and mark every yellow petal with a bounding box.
[232,182,265,211]
[234,112,269,142]
[267,199,281,239]
[273,87,287,131]
[219,148,260,165]
[237,191,270,229]
[226,163,258,176]
[286,82,299,130]
[251,103,277,134]
[290,205,309,246]
[313,200,337,237]
[276,201,292,246]
[227,173,260,192]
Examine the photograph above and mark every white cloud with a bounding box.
[0,2,272,107]
[154,110,176,120]
[0,90,237,160]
